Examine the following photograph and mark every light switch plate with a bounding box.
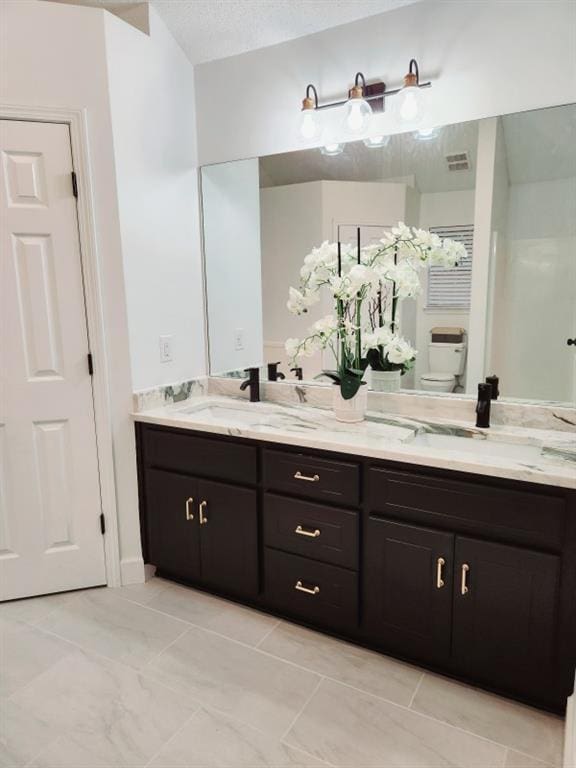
[159,335,173,363]
[234,328,245,351]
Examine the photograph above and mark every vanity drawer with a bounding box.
[264,493,358,569]
[367,468,566,550]
[142,426,257,485]
[265,549,358,631]
[263,449,360,506]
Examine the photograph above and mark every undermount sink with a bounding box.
[177,401,273,425]
[407,432,543,462]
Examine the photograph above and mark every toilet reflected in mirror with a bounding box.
[420,327,467,393]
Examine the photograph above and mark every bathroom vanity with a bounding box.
[134,398,576,714]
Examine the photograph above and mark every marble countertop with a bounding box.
[133,396,576,490]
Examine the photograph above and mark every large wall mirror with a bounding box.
[201,103,576,405]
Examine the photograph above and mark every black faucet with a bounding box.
[267,362,286,382]
[485,374,499,400]
[476,382,492,428]
[240,367,260,402]
[290,366,303,381]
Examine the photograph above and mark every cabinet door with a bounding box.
[364,518,454,661]
[145,469,200,582]
[453,537,560,690]
[197,479,259,598]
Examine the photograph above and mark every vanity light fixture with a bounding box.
[344,73,373,135]
[298,59,431,146]
[414,126,441,141]
[321,142,345,157]
[299,84,322,141]
[363,134,391,148]
[396,59,426,124]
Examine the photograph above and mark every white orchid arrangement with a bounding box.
[285,222,466,399]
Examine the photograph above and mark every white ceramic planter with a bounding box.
[370,368,401,393]
[332,383,368,423]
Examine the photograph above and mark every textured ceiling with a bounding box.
[45,0,422,64]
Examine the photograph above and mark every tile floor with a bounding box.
[0,577,564,768]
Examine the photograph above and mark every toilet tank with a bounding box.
[428,342,467,374]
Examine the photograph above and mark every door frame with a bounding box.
[1,104,122,588]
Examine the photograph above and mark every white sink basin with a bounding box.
[407,432,543,462]
[177,402,272,426]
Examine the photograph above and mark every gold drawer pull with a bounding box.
[199,500,208,525]
[461,563,470,595]
[295,580,320,596]
[185,497,194,521]
[436,557,445,589]
[294,471,320,483]
[295,525,321,538]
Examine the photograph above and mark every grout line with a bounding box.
[11,587,562,767]
[503,746,510,768]
[143,706,202,768]
[280,675,325,743]
[407,671,425,709]
[254,617,282,648]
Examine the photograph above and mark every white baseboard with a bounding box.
[565,687,575,768]
[119,556,146,586]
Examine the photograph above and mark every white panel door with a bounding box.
[0,119,106,600]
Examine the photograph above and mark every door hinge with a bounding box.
[100,513,106,535]
[71,171,78,198]
[87,352,94,376]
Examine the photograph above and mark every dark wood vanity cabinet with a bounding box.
[136,422,576,713]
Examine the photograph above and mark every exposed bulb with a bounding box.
[414,126,440,141]
[344,98,372,134]
[299,109,321,141]
[397,85,424,124]
[363,134,390,149]
[321,143,344,157]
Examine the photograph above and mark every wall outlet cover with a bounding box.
[159,335,173,363]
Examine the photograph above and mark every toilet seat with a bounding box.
[421,373,456,383]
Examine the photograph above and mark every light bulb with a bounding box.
[299,108,321,141]
[414,126,440,141]
[344,97,372,135]
[397,85,424,125]
[320,143,344,157]
[363,134,390,149]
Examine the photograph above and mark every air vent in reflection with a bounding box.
[445,151,471,171]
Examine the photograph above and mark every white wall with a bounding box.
[0,0,141,583]
[491,177,576,402]
[104,7,205,392]
[414,189,475,388]
[194,1,576,166]
[203,159,264,374]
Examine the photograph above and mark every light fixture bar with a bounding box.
[314,80,431,111]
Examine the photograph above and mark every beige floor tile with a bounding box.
[146,581,278,646]
[411,673,564,765]
[109,576,171,606]
[260,620,422,705]
[505,749,554,767]
[0,590,79,625]
[285,678,506,767]
[0,699,57,768]
[0,618,75,698]
[145,625,320,737]
[37,587,188,669]
[149,707,328,767]
[11,650,198,767]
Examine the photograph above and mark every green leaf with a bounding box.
[340,370,364,400]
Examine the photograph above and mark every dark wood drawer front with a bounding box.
[264,494,358,569]
[368,468,565,550]
[263,450,359,506]
[265,549,358,631]
[143,426,257,485]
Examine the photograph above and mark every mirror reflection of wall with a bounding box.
[486,105,576,403]
[201,103,576,405]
